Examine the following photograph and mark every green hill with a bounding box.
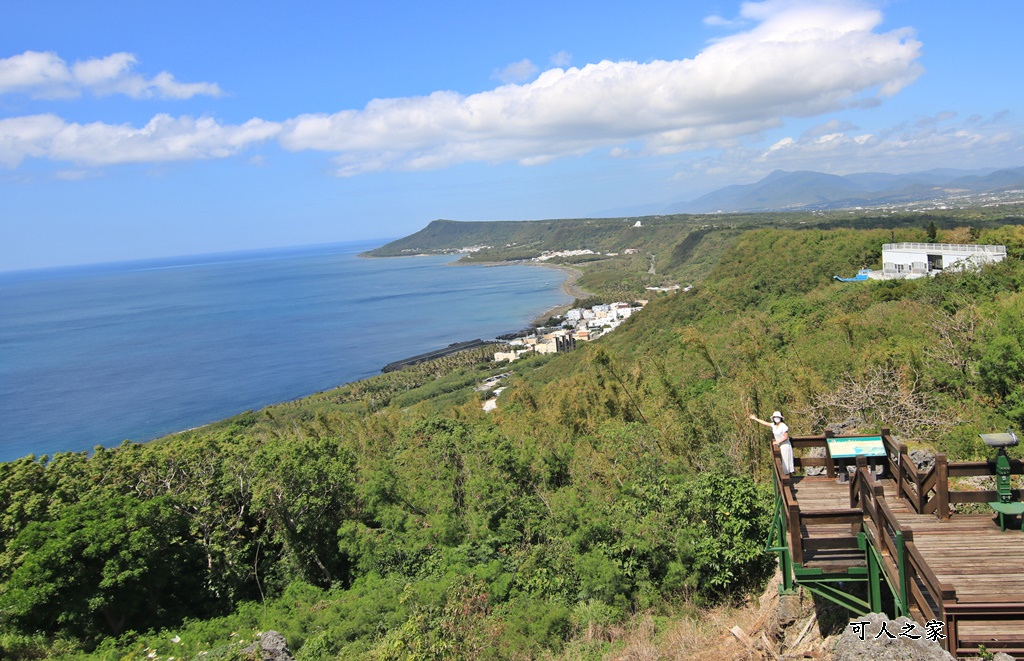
[5,215,1024,659]
[365,215,776,272]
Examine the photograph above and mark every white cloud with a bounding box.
[0,1,935,174]
[492,59,540,84]
[70,52,136,87]
[691,110,1022,178]
[0,114,65,167]
[0,113,279,168]
[550,51,572,67]
[703,14,746,28]
[279,0,923,175]
[0,50,223,99]
[802,118,859,137]
[0,51,74,98]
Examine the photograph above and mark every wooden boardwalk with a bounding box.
[769,431,1024,658]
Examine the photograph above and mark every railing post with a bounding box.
[856,454,868,481]
[824,429,836,478]
[935,454,949,520]
[917,462,928,514]
[896,530,910,617]
[881,427,893,479]
[777,503,794,593]
[898,442,909,503]
[789,503,803,565]
[850,455,862,508]
[867,536,882,613]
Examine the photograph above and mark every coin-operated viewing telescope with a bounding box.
[979,432,1023,531]
[980,432,1019,449]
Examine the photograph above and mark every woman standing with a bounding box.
[750,411,793,475]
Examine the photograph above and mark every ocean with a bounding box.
[0,239,570,463]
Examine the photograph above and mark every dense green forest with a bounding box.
[4,212,1024,659]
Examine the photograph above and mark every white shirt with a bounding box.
[772,421,789,444]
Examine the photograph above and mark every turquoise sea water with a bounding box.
[0,240,570,463]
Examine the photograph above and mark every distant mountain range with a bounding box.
[616,166,1024,216]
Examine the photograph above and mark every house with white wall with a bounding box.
[881,243,1006,278]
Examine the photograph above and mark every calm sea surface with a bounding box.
[0,240,569,462]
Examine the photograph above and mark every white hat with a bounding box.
[772,411,783,421]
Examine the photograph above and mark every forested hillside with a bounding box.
[4,217,1024,659]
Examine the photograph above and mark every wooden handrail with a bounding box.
[949,459,1024,477]
[848,454,958,629]
[771,447,805,565]
[876,497,904,559]
[948,488,1023,503]
[892,448,1024,518]
[849,461,865,509]
[880,430,902,480]
[919,469,937,499]
[877,496,901,534]
[902,448,928,513]
[907,540,956,602]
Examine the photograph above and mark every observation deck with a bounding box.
[768,430,1024,658]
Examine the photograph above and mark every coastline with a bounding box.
[448,257,593,326]
[528,262,591,325]
[158,261,586,447]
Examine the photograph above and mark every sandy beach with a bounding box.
[528,263,592,325]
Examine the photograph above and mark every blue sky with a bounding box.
[2,0,1022,271]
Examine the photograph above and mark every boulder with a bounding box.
[832,613,952,661]
[242,631,295,661]
[909,449,936,472]
[805,445,828,476]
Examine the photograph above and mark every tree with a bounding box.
[0,493,208,640]
[977,306,1024,427]
[250,436,357,588]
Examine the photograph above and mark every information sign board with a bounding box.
[827,436,886,459]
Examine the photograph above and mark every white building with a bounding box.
[881,243,1007,277]
[494,349,533,362]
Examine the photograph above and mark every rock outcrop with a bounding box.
[832,613,952,660]
[242,631,295,661]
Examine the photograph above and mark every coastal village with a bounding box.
[435,241,674,360]
[481,298,651,412]
[493,300,647,362]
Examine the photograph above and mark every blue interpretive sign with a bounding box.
[827,436,886,458]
